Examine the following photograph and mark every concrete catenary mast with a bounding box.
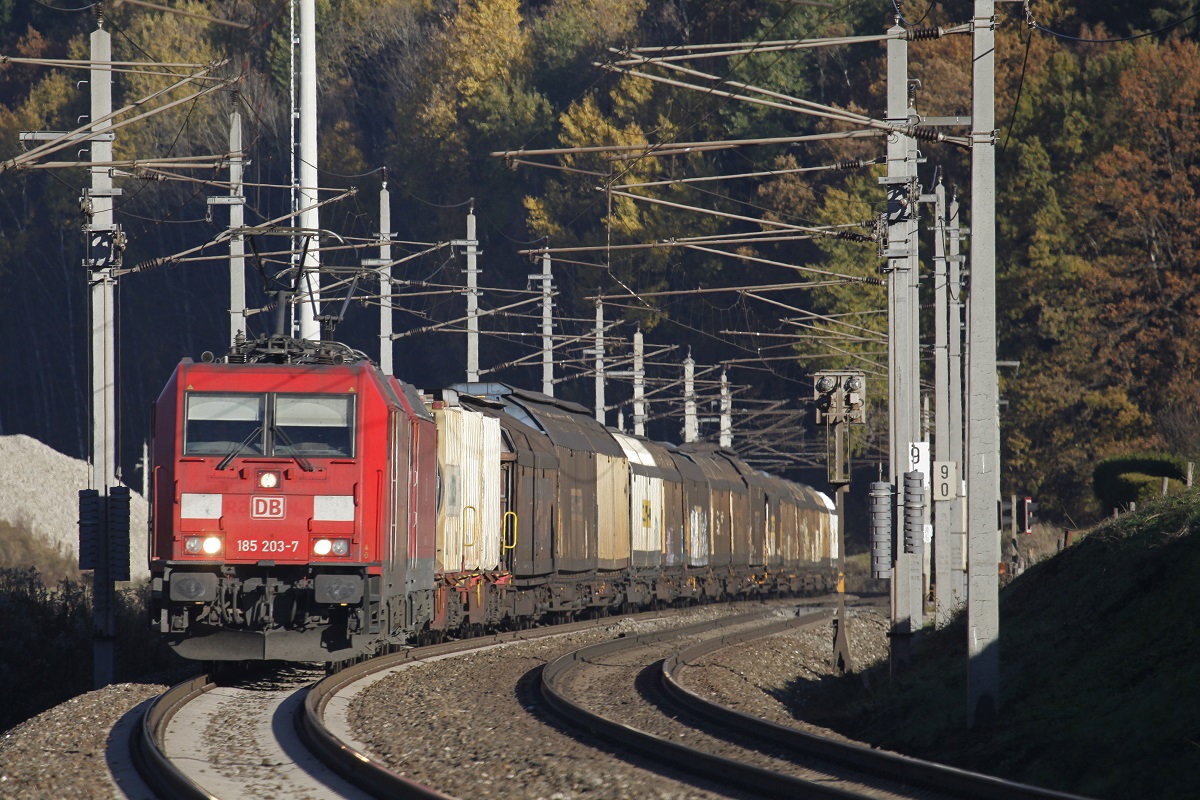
[885,20,923,667]
[967,0,1002,728]
[296,0,320,340]
[223,98,245,346]
[540,249,553,395]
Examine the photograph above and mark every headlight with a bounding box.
[313,538,350,557]
[257,469,280,489]
[184,537,202,554]
[201,536,223,555]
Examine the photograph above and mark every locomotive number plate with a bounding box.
[235,538,302,555]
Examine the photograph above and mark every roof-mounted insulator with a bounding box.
[907,26,943,41]
[908,126,944,143]
[130,256,172,273]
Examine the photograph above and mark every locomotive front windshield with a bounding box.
[274,395,354,457]
[183,392,354,458]
[184,394,264,456]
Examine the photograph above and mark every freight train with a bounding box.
[147,335,838,661]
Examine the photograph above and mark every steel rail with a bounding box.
[299,604,791,798]
[298,649,459,800]
[661,633,1097,800]
[539,607,875,799]
[130,674,219,800]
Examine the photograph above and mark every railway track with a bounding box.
[133,603,767,799]
[540,608,1094,800]
[133,597,1082,800]
[131,664,372,800]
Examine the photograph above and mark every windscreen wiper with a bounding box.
[270,425,315,472]
[217,425,263,471]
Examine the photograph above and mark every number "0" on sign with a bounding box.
[933,461,957,500]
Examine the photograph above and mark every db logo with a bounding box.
[251,496,286,519]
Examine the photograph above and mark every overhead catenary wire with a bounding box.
[615,48,892,127]
[612,157,883,189]
[590,280,861,301]
[608,189,859,239]
[2,64,233,173]
[518,235,825,257]
[480,324,632,376]
[492,0,885,253]
[0,55,217,70]
[492,130,883,161]
[23,156,231,171]
[390,294,548,340]
[683,244,882,285]
[485,3,900,423]
[597,61,969,148]
[620,32,892,62]
[116,188,357,275]
[112,0,251,28]
[1030,9,1200,43]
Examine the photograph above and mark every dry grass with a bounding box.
[0,521,80,584]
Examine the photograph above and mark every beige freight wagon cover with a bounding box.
[434,406,502,572]
[614,433,664,566]
[765,495,778,565]
[596,452,631,567]
[818,490,838,561]
[794,485,834,564]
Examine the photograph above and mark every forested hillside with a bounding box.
[0,0,1197,526]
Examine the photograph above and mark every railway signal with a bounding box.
[812,370,866,485]
[812,369,865,674]
[999,498,1013,531]
[1019,497,1039,535]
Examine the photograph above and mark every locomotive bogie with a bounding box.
[150,561,382,661]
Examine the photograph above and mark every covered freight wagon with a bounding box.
[454,384,630,574]
[612,432,678,569]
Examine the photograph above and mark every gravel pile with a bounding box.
[0,434,149,581]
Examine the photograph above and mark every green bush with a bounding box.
[1093,453,1189,511]
[1112,473,1188,508]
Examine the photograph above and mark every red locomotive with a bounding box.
[148,335,837,662]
